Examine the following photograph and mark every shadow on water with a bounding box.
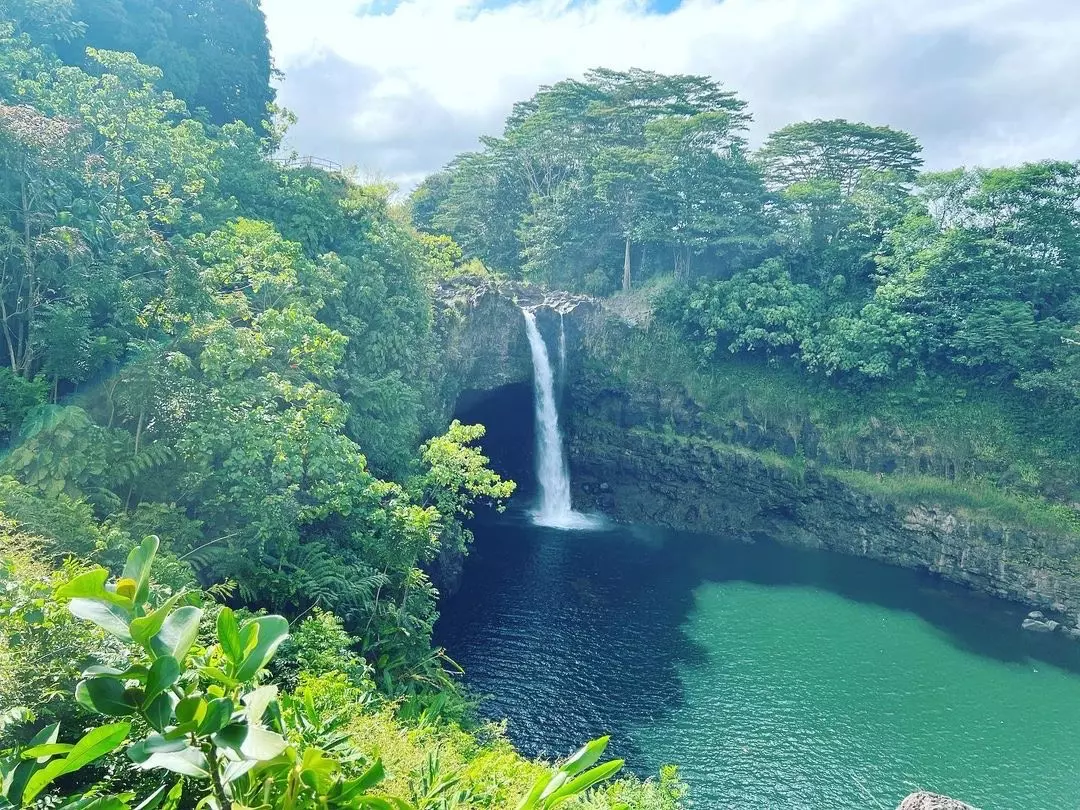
[439,382,1080,771]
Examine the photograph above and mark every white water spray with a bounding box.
[522,308,602,530]
[558,313,566,381]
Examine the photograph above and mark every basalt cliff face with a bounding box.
[434,279,1080,633]
[432,277,597,422]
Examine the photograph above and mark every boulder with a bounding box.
[896,792,976,810]
[1022,617,1059,633]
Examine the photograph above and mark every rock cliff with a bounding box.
[432,276,597,421]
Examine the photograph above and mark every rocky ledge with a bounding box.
[432,276,598,421]
[897,792,976,810]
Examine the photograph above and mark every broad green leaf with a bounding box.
[132,779,182,810]
[57,796,131,810]
[22,723,130,802]
[76,678,139,717]
[535,772,568,806]
[149,606,202,662]
[130,592,188,649]
[5,757,38,807]
[216,607,242,664]
[68,597,133,641]
[199,666,239,688]
[144,656,181,705]
[559,736,610,779]
[5,723,59,803]
[83,664,149,681]
[20,743,73,760]
[132,784,168,810]
[144,693,174,733]
[174,697,206,726]
[234,616,289,682]
[354,759,386,793]
[195,697,233,736]
[516,774,552,810]
[56,569,132,608]
[162,780,183,810]
[210,723,246,752]
[332,760,387,803]
[238,621,259,660]
[24,722,61,762]
[221,757,259,785]
[241,726,288,761]
[121,536,159,606]
[135,747,209,779]
[211,721,288,762]
[545,759,625,807]
[241,685,277,724]
[127,735,188,765]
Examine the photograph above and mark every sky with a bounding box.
[261,0,1080,189]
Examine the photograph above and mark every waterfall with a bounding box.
[558,313,566,381]
[521,308,602,530]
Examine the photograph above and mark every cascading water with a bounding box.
[558,313,566,381]
[521,308,602,530]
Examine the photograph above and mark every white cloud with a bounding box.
[261,0,1080,186]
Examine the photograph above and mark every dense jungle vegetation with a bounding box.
[0,2,680,807]
[1,0,1078,806]
[414,68,1080,526]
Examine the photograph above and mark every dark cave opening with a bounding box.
[454,382,538,506]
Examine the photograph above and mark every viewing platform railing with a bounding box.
[270,155,343,173]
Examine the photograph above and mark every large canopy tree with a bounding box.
[420,67,765,291]
[756,119,923,195]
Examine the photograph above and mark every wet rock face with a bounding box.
[896,792,977,810]
[432,277,598,423]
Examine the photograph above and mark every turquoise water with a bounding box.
[436,514,1080,809]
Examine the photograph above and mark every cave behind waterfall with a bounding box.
[454,382,538,506]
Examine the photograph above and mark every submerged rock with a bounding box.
[1022,617,1059,633]
[896,793,976,810]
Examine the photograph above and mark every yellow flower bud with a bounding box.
[115,577,138,600]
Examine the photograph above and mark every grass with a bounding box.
[831,469,1080,538]
[296,671,684,809]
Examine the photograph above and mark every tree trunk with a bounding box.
[674,245,692,281]
[622,237,631,292]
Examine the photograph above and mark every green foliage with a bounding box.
[1,542,642,810]
[585,319,1080,518]
[0,520,122,750]
[756,119,923,194]
[409,421,517,555]
[51,0,275,129]
[274,609,372,692]
[29,536,407,810]
[418,68,765,290]
[516,737,626,810]
[0,368,45,439]
[664,258,821,361]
